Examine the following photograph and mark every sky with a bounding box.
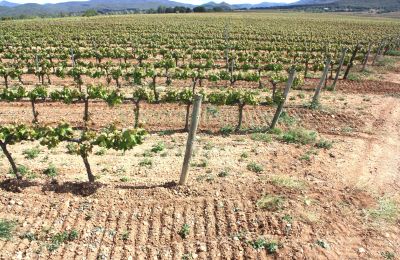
[7,0,297,4]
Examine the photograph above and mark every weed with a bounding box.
[191,159,208,168]
[316,240,330,249]
[21,232,36,241]
[256,195,285,211]
[297,93,305,99]
[95,148,106,156]
[270,176,306,190]
[0,219,15,240]
[240,152,249,159]
[181,253,194,260]
[251,133,272,143]
[121,231,129,241]
[203,142,214,150]
[247,162,263,173]
[178,224,190,239]
[66,143,79,154]
[220,125,234,136]
[48,230,78,252]
[278,111,297,126]
[9,165,29,177]
[139,158,152,167]
[151,142,165,153]
[282,214,293,223]
[218,169,229,177]
[315,139,333,149]
[281,128,317,145]
[381,251,395,260]
[43,164,58,178]
[249,238,279,253]
[368,198,398,222]
[23,147,40,159]
[120,177,129,182]
[268,127,282,135]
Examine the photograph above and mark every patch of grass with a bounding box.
[121,231,129,241]
[381,251,395,260]
[23,147,40,159]
[0,219,15,240]
[282,214,293,223]
[43,164,58,178]
[249,238,279,253]
[218,169,229,177]
[9,165,29,177]
[278,111,297,126]
[95,148,106,156]
[347,73,362,81]
[247,162,263,173]
[158,130,175,136]
[256,195,285,211]
[203,142,214,150]
[139,158,152,167]
[315,139,333,149]
[386,50,400,56]
[66,143,79,155]
[268,127,282,135]
[21,232,36,241]
[48,230,78,252]
[316,240,330,249]
[281,128,317,145]
[151,142,165,153]
[178,224,190,239]
[270,176,306,190]
[368,198,399,222]
[341,126,354,133]
[191,159,208,168]
[250,133,272,143]
[240,152,249,159]
[220,125,234,136]
[120,176,129,182]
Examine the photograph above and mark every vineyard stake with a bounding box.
[331,48,347,91]
[179,95,203,185]
[361,43,372,72]
[343,44,360,80]
[312,58,331,107]
[269,68,296,129]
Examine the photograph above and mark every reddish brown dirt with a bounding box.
[0,64,400,259]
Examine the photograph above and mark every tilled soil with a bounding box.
[0,75,400,259]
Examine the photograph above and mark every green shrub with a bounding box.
[281,128,317,145]
[151,142,165,153]
[315,139,333,149]
[43,164,58,178]
[256,195,285,211]
[220,125,234,136]
[23,147,40,159]
[251,133,272,143]
[0,219,15,240]
[247,162,263,173]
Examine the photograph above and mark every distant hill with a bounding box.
[291,0,400,11]
[0,0,194,17]
[0,0,18,7]
[0,0,399,18]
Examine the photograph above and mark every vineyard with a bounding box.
[0,12,400,259]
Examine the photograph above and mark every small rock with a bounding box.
[358,247,366,254]
[9,200,15,205]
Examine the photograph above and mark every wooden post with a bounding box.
[269,68,296,129]
[372,42,383,66]
[343,44,360,80]
[70,48,75,67]
[361,43,372,72]
[179,95,203,185]
[312,58,331,107]
[331,48,347,91]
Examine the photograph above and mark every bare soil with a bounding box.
[0,61,399,259]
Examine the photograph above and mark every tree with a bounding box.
[193,6,206,12]
[83,9,98,17]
